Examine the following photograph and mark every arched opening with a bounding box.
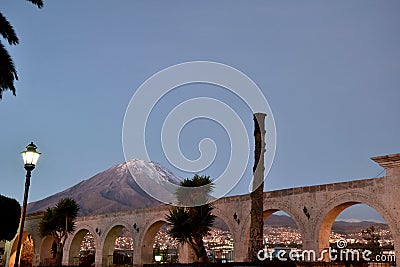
[68,229,96,266]
[102,225,134,266]
[143,216,234,264]
[205,217,234,263]
[142,220,179,264]
[39,236,56,266]
[142,221,164,264]
[262,210,303,261]
[318,203,395,263]
[8,231,34,267]
[153,224,179,264]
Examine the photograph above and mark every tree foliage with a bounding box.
[166,174,215,262]
[362,225,381,256]
[0,0,43,99]
[0,195,21,241]
[39,198,79,266]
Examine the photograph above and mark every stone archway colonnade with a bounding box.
[4,153,400,267]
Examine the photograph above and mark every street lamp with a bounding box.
[14,142,40,267]
[154,255,162,263]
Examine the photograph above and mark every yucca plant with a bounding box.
[166,174,215,262]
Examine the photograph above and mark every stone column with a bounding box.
[247,113,266,261]
[32,235,41,267]
[372,153,400,258]
[178,243,195,263]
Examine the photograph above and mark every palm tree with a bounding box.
[39,198,79,266]
[166,174,216,262]
[0,0,43,99]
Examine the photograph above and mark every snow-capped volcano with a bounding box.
[27,160,182,216]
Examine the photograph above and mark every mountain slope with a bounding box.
[27,159,181,216]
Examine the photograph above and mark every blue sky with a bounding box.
[1,1,399,221]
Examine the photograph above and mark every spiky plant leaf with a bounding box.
[26,0,44,8]
[0,41,17,98]
[0,13,19,45]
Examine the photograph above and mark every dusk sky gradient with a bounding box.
[1,1,400,221]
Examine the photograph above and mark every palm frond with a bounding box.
[176,174,214,206]
[166,207,192,243]
[190,204,215,236]
[55,197,79,219]
[25,0,44,8]
[0,2,43,100]
[0,13,19,45]
[39,198,80,237]
[39,207,56,237]
[0,41,17,99]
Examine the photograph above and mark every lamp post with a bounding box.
[14,142,40,267]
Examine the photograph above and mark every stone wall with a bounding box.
[4,153,400,267]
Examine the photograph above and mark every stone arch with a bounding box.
[139,219,167,264]
[264,201,306,235]
[132,208,172,265]
[314,192,399,259]
[212,207,237,241]
[263,207,305,247]
[241,200,307,253]
[101,220,134,267]
[8,231,35,267]
[208,207,236,262]
[39,235,56,266]
[67,226,97,266]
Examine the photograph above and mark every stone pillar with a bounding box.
[178,243,195,263]
[372,154,400,217]
[372,153,400,183]
[32,238,41,267]
[95,245,103,267]
[372,153,400,257]
[247,113,266,261]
